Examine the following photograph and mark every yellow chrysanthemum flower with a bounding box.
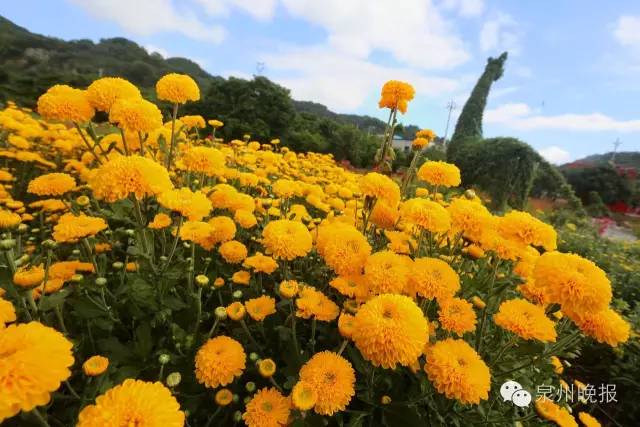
[157,188,212,221]
[109,97,163,133]
[86,77,141,112]
[316,222,371,276]
[90,155,173,202]
[242,387,290,427]
[565,307,630,347]
[0,296,16,328]
[400,198,451,233]
[352,294,428,368]
[494,298,557,342]
[363,250,409,296]
[219,240,248,264]
[194,336,246,388]
[291,381,318,411]
[359,172,401,206]
[0,322,74,422]
[37,84,95,122]
[82,355,109,376]
[296,286,340,322]
[77,379,184,426]
[156,73,200,104]
[245,295,276,321]
[180,146,226,176]
[417,161,461,187]
[408,257,460,301]
[438,297,477,336]
[52,213,107,243]
[27,173,76,196]
[262,219,312,260]
[378,80,415,114]
[424,338,490,404]
[299,352,355,416]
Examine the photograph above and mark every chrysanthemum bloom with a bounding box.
[533,251,612,312]
[359,172,401,206]
[329,275,369,301]
[215,388,233,406]
[400,198,451,234]
[242,387,290,427]
[86,77,141,112]
[232,270,251,285]
[534,397,577,427]
[416,129,436,141]
[369,201,400,229]
[178,221,215,248]
[219,240,248,264]
[352,294,428,368]
[52,213,107,243]
[279,280,299,299]
[299,351,356,415]
[109,97,163,133]
[156,73,200,104]
[234,209,258,229]
[438,297,477,336]
[180,115,206,129]
[208,119,224,128]
[206,216,237,246]
[0,209,21,228]
[37,84,95,122]
[77,379,184,426]
[411,137,430,150]
[296,286,340,321]
[0,322,74,422]
[578,412,601,427]
[0,297,16,328]
[494,298,557,342]
[338,312,356,339]
[497,211,557,251]
[479,230,524,262]
[565,307,630,347]
[262,219,312,260]
[378,80,415,114]
[243,252,278,274]
[272,178,299,198]
[417,161,461,187]
[258,358,276,377]
[195,336,246,388]
[149,213,172,229]
[13,264,45,288]
[27,173,76,196]
[316,222,371,276]
[83,355,109,376]
[446,198,493,243]
[181,146,226,176]
[424,338,491,404]
[363,251,409,296]
[245,296,276,321]
[291,381,318,411]
[408,257,460,301]
[90,155,172,202]
[157,188,212,221]
[227,302,246,320]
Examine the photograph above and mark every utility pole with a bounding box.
[611,138,622,165]
[443,100,457,144]
[255,62,265,76]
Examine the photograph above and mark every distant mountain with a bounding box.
[563,152,640,170]
[0,15,421,138]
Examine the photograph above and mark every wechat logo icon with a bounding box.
[500,380,532,408]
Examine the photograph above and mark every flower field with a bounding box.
[0,75,633,426]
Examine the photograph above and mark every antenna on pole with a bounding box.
[255,62,265,75]
[611,138,622,165]
[442,100,457,144]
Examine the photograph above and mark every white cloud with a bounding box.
[486,102,640,132]
[145,44,169,58]
[441,0,485,17]
[539,146,571,164]
[70,0,225,43]
[479,12,520,54]
[194,0,277,20]
[613,15,640,47]
[262,45,460,111]
[490,86,519,99]
[280,0,469,70]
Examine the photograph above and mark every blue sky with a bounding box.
[3,0,640,162]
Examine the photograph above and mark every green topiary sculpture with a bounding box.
[447,52,583,214]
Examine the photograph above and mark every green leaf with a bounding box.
[382,405,424,427]
[134,322,153,359]
[98,337,134,364]
[163,295,188,311]
[129,278,158,310]
[73,296,109,319]
[39,288,71,311]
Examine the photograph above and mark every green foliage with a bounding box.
[562,165,634,205]
[586,191,610,217]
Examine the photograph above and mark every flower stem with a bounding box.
[166,103,179,170]
[31,407,51,427]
